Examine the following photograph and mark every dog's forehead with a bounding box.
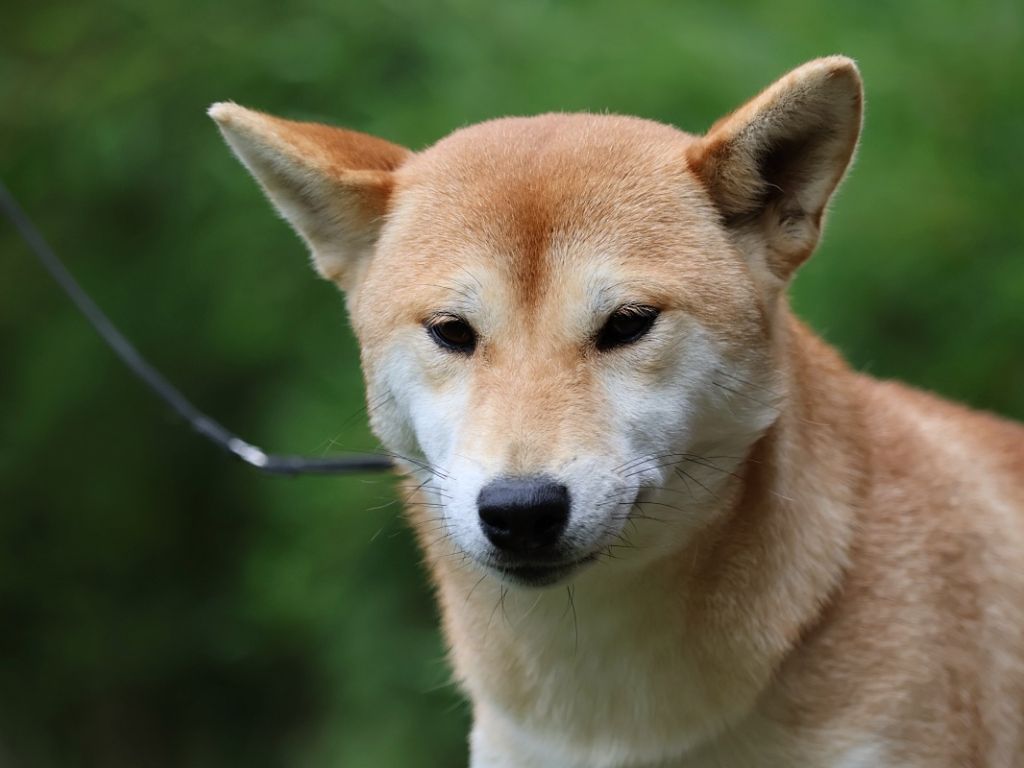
[397,113,700,225]
[411,112,691,175]
[376,114,727,306]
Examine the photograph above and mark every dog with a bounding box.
[210,56,1024,767]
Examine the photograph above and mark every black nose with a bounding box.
[477,477,570,553]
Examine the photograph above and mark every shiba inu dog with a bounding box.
[210,56,1024,767]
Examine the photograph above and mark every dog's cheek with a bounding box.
[599,319,768,499]
[367,337,472,466]
[603,325,713,462]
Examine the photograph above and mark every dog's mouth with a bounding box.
[485,554,597,588]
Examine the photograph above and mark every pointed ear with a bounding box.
[685,56,863,281]
[209,103,410,288]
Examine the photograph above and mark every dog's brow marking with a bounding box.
[420,282,479,306]
[456,265,485,294]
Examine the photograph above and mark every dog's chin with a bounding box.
[484,554,597,588]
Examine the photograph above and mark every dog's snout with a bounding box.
[477,477,570,553]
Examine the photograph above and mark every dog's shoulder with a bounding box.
[860,376,1024,493]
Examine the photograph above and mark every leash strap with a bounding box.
[0,179,393,476]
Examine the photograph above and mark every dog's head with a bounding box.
[211,57,862,588]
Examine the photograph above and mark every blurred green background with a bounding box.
[1,1,1022,765]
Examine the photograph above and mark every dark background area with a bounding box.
[1,1,1022,765]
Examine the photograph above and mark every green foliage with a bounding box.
[1,1,1021,765]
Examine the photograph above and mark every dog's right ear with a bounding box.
[209,103,410,289]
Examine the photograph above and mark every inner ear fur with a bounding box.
[686,56,863,280]
[209,103,410,287]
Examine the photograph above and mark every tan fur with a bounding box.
[211,57,1024,767]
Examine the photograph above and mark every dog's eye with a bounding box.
[596,306,660,351]
[427,316,477,354]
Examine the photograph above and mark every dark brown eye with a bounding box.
[427,316,477,354]
[596,306,660,351]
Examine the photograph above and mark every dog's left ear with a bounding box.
[686,56,863,281]
[209,103,410,289]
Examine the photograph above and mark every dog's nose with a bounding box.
[477,477,570,553]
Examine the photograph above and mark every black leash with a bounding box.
[0,179,393,476]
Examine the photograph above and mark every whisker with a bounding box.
[622,458,692,478]
[675,469,696,501]
[620,453,747,482]
[499,587,510,626]
[485,588,506,636]
[712,380,782,412]
[404,475,444,496]
[613,450,678,474]
[714,369,784,398]
[365,498,403,512]
[379,450,451,479]
[679,455,744,481]
[594,501,671,522]
[567,585,579,654]
[676,467,716,499]
[465,573,488,604]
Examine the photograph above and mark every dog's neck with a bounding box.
[681,313,867,665]
[422,311,867,762]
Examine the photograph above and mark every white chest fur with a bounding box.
[445,558,770,768]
